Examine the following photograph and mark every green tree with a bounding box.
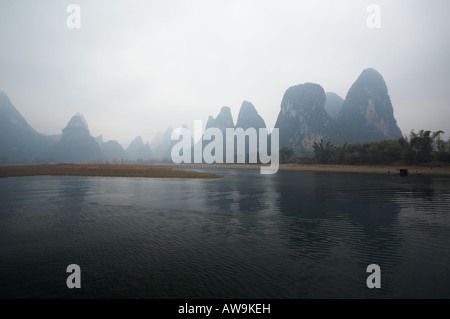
[280,146,295,163]
[313,139,336,164]
[432,130,445,154]
[409,130,433,162]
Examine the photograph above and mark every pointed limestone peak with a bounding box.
[236,100,266,129]
[129,136,144,147]
[358,68,385,83]
[74,112,89,131]
[275,82,332,153]
[339,68,402,142]
[240,100,256,112]
[218,106,232,116]
[281,82,326,114]
[126,136,153,161]
[205,116,216,129]
[0,91,35,130]
[63,114,91,136]
[212,106,234,131]
[54,114,102,162]
[0,91,49,160]
[341,68,389,110]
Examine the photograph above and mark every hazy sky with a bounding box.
[1,0,449,147]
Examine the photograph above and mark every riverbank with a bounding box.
[1,163,449,179]
[171,163,450,177]
[0,164,221,179]
[278,163,450,177]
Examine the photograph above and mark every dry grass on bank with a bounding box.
[0,163,221,179]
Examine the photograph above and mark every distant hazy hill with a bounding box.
[275,83,334,154]
[95,136,127,162]
[324,92,344,119]
[206,106,234,132]
[151,127,177,161]
[126,136,153,162]
[201,106,233,162]
[51,114,103,162]
[235,101,267,160]
[0,92,51,161]
[338,68,402,143]
[235,101,266,130]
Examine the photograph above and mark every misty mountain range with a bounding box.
[0,68,402,163]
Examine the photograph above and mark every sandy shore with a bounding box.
[0,164,221,179]
[169,163,450,177]
[278,163,450,177]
